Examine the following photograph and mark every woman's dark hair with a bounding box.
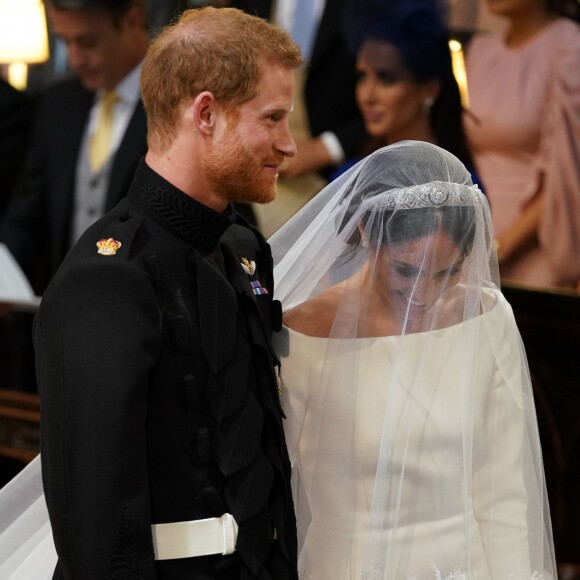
[343,203,476,258]
[344,1,475,169]
[338,142,478,256]
[429,70,474,171]
[374,206,476,257]
[548,0,580,23]
[341,177,477,257]
[47,0,145,26]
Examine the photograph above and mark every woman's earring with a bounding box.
[361,239,369,249]
[423,97,435,112]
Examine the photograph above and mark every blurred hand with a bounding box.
[280,138,333,179]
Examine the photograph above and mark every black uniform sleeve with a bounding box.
[35,258,162,579]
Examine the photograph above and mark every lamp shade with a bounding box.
[0,0,49,64]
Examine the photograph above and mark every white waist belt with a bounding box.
[151,513,238,560]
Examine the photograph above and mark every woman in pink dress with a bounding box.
[465,0,580,290]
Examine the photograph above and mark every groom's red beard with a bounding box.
[203,127,283,205]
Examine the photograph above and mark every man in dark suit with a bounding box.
[229,0,368,179]
[35,6,300,579]
[0,0,149,294]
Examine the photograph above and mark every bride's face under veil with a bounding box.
[270,142,556,579]
[351,218,467,336]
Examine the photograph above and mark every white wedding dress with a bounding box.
[275,290,549,580]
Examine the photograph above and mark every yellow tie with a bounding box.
[89,90,119,172]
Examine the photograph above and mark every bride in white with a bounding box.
[270,141,556,579]
[0,141,557,579]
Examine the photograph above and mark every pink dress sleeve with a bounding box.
[537,23,580,285]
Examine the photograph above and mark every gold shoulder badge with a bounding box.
[96,238,122,256]
[240,257,256,276]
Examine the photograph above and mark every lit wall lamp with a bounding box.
[0,0,50,91]
[449,39,469,110]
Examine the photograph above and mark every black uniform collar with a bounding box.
[128,158,236,251]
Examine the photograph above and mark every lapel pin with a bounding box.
[240,257,256,276]
[96,238,122,256]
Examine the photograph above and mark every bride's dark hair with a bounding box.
[338,144,478,255]
[364,205,476,257]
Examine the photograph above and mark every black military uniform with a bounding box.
[35,159,298,579]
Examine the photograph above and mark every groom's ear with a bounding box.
[191,91,218,136]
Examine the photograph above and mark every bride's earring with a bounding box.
[358,223,369,248]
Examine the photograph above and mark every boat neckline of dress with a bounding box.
[281,287,502,342]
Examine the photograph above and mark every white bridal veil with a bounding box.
[0,456,55,578]
[270,141,556,579]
